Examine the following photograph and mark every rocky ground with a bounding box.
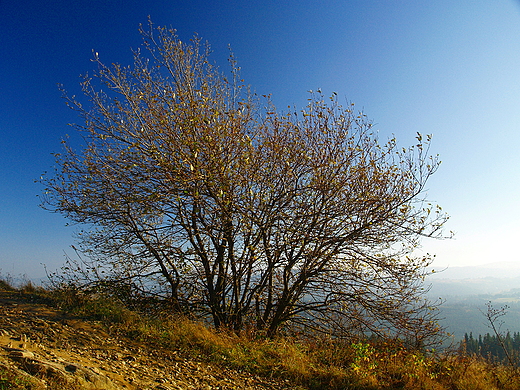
[0,290,300,389]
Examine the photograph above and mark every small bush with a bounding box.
[0,276,15,291]
[0,366,44,390]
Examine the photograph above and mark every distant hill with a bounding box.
[428,261,520,282]
[425,262,520,343]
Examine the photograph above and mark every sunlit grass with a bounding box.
[0,367,41,390]
[3,280,520,389]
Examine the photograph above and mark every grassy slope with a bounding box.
[2,279,520,390]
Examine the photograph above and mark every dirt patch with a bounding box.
[0,290,300,389]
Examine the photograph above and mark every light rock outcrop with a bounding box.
[0,290,298,389]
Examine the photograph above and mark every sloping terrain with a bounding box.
[0,290,298,389]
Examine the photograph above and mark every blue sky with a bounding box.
[1,0,520,279]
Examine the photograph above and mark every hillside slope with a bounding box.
[0,290,298,390]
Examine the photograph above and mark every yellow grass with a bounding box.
[4,279,520,390]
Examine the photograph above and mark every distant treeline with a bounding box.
[462,332,520,365]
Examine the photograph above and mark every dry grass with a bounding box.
[0,366,42,390]
[4,280,520,390]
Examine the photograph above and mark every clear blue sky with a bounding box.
[2,0,520,279]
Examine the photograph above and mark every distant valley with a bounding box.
[426,262,520,344]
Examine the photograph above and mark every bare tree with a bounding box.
[483,302,516,367]
[42,22,448,342]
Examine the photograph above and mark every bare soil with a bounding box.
[0,290,300,389]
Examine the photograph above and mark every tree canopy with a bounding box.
[42,22,448,344]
